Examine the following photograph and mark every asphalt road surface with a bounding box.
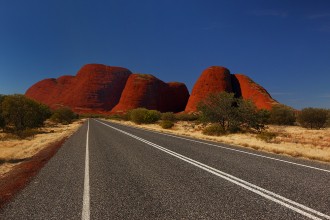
[1,119,329,219]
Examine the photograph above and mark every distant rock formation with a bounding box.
[185,66,278,111]
[185,66,233,112]
[25,64,189,114]
[232,74,278,110]
[111,74,189,113]
[26,63,277,114]
[26,64,132,114]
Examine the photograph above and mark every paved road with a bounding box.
[1,119,329,219]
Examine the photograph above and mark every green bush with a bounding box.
[130,108,148,124]
[297,108,328,129]
[1,94,51,132]
[161,112,176,121]
[198,92,265,133]
[160,120,174,129]
[202,124,226,136]
[129,108,161,124]
[175,113,199,121]
[50,107,77,124]
[144,110,161,123]
[269,104,296,125]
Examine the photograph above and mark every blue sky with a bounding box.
[0,0,329,109]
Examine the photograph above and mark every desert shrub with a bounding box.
[160,120,174,129]
[1,94,51,132]
[0,95,5,129]
[297,108,328,129]
[256,131,277,143]
[130,108,148,124]
[202,123,226,136]
[268,104,296,125]
[198,92,265,133]
[327,111,330,128]
[161,112,176,121]
[129,108,161,124]
[175,113,199,121]
[50,107,77,124]
[144,110,161,123]
[257,109,271,125]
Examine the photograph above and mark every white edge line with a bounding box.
[104,120,330,173]
[96,120,330,220]
[82,119,90,220]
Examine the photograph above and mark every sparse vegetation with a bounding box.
[160,120,174,129]
[197,92,266,134]
[174,113,199,121]
[129,108,161,124]
[269,104,296,125]
[161,112,176,121]
[50,107,77,124]
[1,95,51,134]
[297,108,328,129]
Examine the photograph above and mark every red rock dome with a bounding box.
[185,66,232,112]
[232,74,278,110]
[111,74,189,113]
[26,64,132,114]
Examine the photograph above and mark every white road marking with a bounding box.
[109,121,330,173]
[82,119,90,220]
[97,120,330,220]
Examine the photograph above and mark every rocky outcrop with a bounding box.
[185,66,277,111]
[26,64,189,114]
[165,82,190,113]
[26,64,132,114]
[232,74,277,110]
[111,74,189,113]
[185,66,232,112]
[26,63,277,114]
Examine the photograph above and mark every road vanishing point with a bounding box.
[1,119,329,219]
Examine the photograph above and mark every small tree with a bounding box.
[198,92,264,133]
[269,104,295,125]
[1,95,51,132]
[50,107,77,124]
[297,108,328,129]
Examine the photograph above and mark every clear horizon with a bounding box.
[1,0,329,109]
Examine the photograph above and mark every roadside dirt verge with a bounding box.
[107,119,330,164]
[0,121,82,208]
